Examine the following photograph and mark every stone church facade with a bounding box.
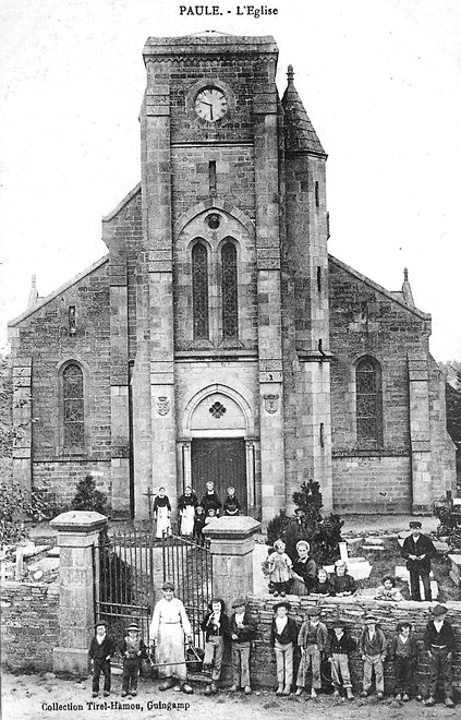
[8,34,455,521]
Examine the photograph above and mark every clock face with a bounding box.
[194,87,228,122]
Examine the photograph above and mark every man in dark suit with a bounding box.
[401,521,437,601]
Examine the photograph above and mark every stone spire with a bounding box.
[402,267,414,307]
[281,65,326,155]
[27,274,39,310]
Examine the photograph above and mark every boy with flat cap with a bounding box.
[423,604,455,707]
[401,521,437,601]
[270,600,299,696]
[295,606,328,698]
[88,619,115,698]
[359,614,387,699]
[230,598,256,695]
[120,622,148,697]
[325,619,356,700]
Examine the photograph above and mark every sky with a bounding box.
[0,0,460,360]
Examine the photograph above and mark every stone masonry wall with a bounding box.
[9,261,112,507]
[1,581,59,672]
[248,596,461,695]
[328,256,434,512]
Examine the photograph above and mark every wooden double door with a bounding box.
[191,437,247,514]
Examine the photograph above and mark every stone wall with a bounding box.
[247,596,461,694]
[1,581,59,672]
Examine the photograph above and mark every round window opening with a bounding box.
[207,213,221,230]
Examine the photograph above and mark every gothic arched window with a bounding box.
[221,241,238,339]
[192,242,209,339]
[356,356,382,447]
[63,363,84,447]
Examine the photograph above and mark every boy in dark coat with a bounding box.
[120,622,148,697]
[89,620,115,698]
[201,598,230,695]
[230,598,256,695]
[389,621,420,701]
[423,604,455,707]
[270,600,299,696]
[401,520,437,601]
[325,619,356,700]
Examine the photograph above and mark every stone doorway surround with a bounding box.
[179,384,257,514]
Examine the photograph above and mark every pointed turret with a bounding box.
[402,267,415,307]
[282,66,326,155]
[27,275,39,310]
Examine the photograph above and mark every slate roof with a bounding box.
[281,65,326,156]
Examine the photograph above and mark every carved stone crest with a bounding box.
[157,396,170,416]
[263,394,279,414]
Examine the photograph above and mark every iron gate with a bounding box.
[95,527,213,650]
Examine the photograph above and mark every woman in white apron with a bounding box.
[150,581,194,694]
[178,486,198,536]
[153,487,171,539]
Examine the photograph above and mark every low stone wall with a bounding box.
[248,595,461,695]
[1,581,60,672]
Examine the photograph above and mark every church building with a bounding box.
[8,33,455,521]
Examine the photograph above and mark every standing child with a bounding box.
[153,487,171,539]
[359,614,387,699]
[201,598,230,695]
[295,606,328,698]
[375,575,403,602]
[389,621,420,702]
[423,604,455,707]
[270,600,299,696]
[177,486,198,536]
[223,486,241,516]
[267,539,293,597]
[204,507,217,527]
[89,620,115,698]
[325,619,356,700]
[230,598,256,695]
[120,623,148,697]
[193,505,206,541]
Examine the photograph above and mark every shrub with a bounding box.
[71,474,107,515]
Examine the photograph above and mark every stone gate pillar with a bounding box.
[203,516,261,612]
[50,510,108,674]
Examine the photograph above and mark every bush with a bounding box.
[71,474,107,515]
[266,480,344,566]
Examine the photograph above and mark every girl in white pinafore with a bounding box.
[150,581,194,694]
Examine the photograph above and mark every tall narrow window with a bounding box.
[209,160,217,196]
[221,241,238,339]
[356,356,382,447]
[192,242,209,339]
[63,363,84,447]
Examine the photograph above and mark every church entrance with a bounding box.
[191,437,247,514]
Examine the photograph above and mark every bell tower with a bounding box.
[132,33,287,520]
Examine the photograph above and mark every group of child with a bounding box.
[153,482,241,540]
[267,539,358,599]
[90,599,456,707]
[267,600,456,706]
